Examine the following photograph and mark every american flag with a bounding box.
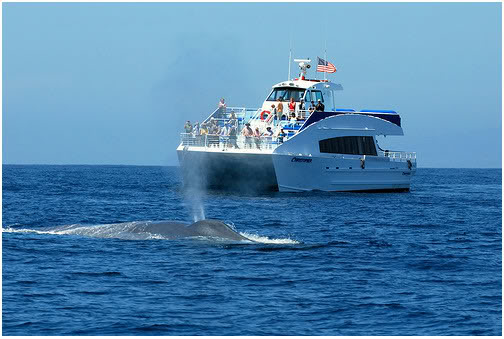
[316,57,337,73]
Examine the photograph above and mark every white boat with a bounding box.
[177,59,416,192]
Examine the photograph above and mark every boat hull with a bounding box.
[177,148,415,193]
[272,153,415,192]
[177,148,278,192]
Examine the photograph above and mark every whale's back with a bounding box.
[188,220,250,241]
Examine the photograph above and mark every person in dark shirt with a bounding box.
[308,101,316,113]
[315,99,325,112]
[228,122,239,149]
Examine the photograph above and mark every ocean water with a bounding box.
[2,165,501,335]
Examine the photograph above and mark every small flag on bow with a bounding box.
[316,57,337,73]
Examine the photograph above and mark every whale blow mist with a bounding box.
[179,150,207,222]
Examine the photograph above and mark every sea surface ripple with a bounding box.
[2,165,501,335]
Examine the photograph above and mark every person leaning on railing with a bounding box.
[276,128,286,144]
[200,123,208,135]
[261,126,274,137]
[308,101,316,113]
[315,99,325,112]
[261,126,274,148]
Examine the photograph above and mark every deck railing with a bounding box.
[206,107,261,126]
[378,150,417,163]
[180,133,283,151]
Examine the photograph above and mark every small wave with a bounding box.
[239,232,300,244]
[70,271,122,277]
[77,291,108,295]
[253,243,327,252]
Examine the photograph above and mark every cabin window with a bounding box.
[319,136,377,156]
[304,90,311,103]
[312,90,324,103]
[266,88,305,102]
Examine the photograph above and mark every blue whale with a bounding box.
[130,219,252,242]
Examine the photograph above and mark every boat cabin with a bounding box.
[261,79,344,115]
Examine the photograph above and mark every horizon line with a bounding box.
[2,163,502,170]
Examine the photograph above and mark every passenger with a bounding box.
[308,101,316,113]
[298,99,305,118]
[229,111,237,127]
[266,104,277,124]
[315,99,325,112]
[184,120,192,133]
[288,97,296,115]
[299,99,305,111]
[218,122,229,148]
[262,126,274,137]
[277,98,284,118]
[276,128,286,144]
[220,122,230,136]
[290,112,297,124]
[218,98,226,115]
[192,121,200,136]
[241,123,254,148]
[276,101,283,125]
[253,127,262,149]
[261,126,274,149]
[206,119,220,146]
[199,123,208,135]
[208,118,219,134]
[228,124,239,148]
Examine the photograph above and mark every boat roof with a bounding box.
[272,79,343,91]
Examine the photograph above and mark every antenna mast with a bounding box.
[288,32,293,80]
[324,28,327,82]
[288,49,292,80]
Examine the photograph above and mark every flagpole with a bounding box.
[288,34,292,80]
[324,50,327,82]
[324,24,327,82]
[288,49,291,80]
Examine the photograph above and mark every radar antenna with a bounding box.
[293,59,311,80]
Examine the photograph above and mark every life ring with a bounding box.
[260,110,270,121]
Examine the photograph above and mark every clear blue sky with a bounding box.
[3,2,501,167]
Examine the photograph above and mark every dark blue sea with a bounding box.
[2,165,501,335]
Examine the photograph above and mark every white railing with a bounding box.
[180,133,283,151]
[378,150,417,162]
[209,107,260,121]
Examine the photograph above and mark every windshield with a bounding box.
[266,87,305,102]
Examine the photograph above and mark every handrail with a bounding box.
[378,150,416,162]
[180,133,282,151]
[181,133,416,161]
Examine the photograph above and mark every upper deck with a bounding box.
[179,58,410,159]
[178,106,414,163]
